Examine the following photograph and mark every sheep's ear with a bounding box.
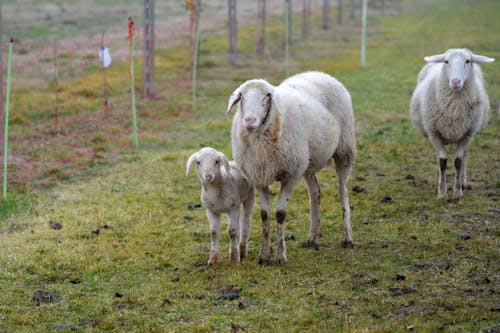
[471,53,495,64]
[218,152,231,174]
[225,89,241,117]
[186,153,198,176]
[424,53,446,63]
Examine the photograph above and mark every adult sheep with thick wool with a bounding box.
[225,71,356,265]
[409,48,494,199]
[186,147,255,265]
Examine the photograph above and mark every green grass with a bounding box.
[1,0,499,332]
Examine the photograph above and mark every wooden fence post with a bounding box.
[302,0,311,40]
[143,0,155,98]
[256,0,266,56]
[0,2,3,128]
[322,0,330,30]
[228,0,238,66]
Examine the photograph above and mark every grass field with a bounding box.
[0,0,499,332]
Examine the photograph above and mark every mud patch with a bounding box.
[32,290,61,306]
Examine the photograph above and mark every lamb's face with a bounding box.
[186,148,230,185]
[443,51,473,91]
[195,150,222,184]
[239,89,272,131]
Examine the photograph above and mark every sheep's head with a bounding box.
[425,48,495,91]
[225,79,281,131]
[186,147,230,184]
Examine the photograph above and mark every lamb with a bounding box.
[409,48,494,199]
[225,71,356,264]
[186,147,255,265]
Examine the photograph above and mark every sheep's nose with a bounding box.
[204,174,213,182]
[243,116,257,129]
[450,78,462,90]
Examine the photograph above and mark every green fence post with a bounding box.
[192,3,201,112]
[361,0,367,66]
[3,38,13,198]
[129,17,139,148]
[285,0,290,77]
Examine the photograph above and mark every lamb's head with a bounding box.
[225,79,281,131]
[425,48,494,91]
[186,147,230,184]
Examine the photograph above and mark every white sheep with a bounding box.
[409,48,495,199]
[186,147,255,265]
[225,71,356,264]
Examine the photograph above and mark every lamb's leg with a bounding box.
[227,208,241,263]
[239,189,255,260]
[206,210,221,265]
[454,137,472,198]
[304,172,321,248]
[258,187,272,265]
[334,155,354,248]
[275,180,298,264]
[429,134,447,199]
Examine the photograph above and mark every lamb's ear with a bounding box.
[471,53,495,64]
[218,152,231,174]
[424,53,446,63]
[225,89,241,117]
[185,153,198,176]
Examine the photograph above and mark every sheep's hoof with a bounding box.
[208,254,219,265]
[258,257,272,266]
[437,192,447,200]
[305,239,320,250]
[275,256,287,264]
[342,240,355,249]
[453,189,463,199]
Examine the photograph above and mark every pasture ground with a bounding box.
[0,0,499,331]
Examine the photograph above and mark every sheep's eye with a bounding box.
[196,161,200,165]
[444,60,449,64]
[466,59,470,64]
[215,160,219,165]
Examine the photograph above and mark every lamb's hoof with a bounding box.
[437,192,447,200]
[207,257,218,266]
[229,251,241,264]
[342,240,355,249]
[239,246,248,261]
[305,239,320,250]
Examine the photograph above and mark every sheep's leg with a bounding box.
[334,155,354,248]
[275,180,298,264]
[429,134,447,199]
[462,151,468,190]
[227,208,241,263]
[304,173,321,248]
[239,190,255,260]
[454,137,472,198]
[258,187,273,265]
[206,210,221,265]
